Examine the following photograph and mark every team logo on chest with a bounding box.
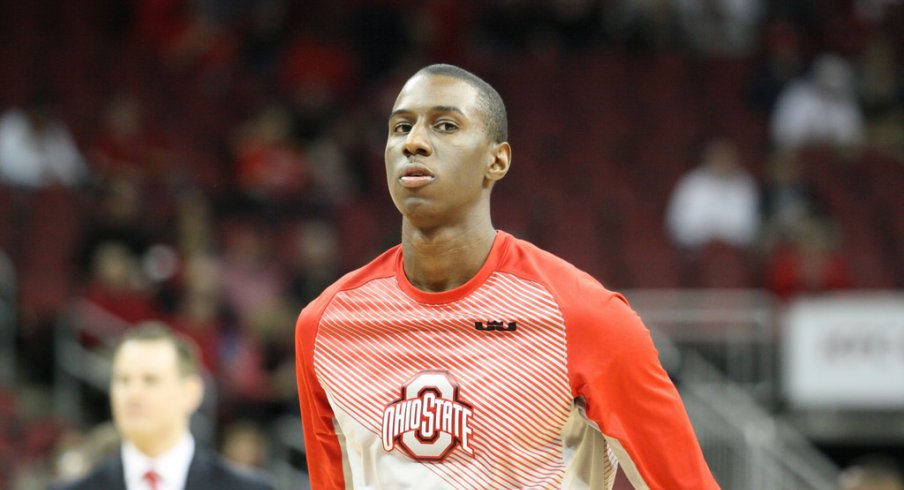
[381,370,475,461]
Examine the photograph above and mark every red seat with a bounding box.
[695,242,755,289]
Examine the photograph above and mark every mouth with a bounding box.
[122,406,147,416]
[399,165,435,189]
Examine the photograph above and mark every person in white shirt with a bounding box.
[666,138,761,250]
[50,322,273,490]
[0,93,88,188]
[770,53,865,149]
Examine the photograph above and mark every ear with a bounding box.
[485,142,511,184]
[183,374,205,414]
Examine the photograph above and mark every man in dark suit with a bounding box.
[50,322,274,490]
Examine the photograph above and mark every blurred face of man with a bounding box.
[385,74,510,227]
[110,339,202,455]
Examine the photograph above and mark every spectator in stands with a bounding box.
[673,0,765,56]
[764,212,852,300]
[856,32,904,155]
[216,222,296,420]
[80,242,162,331]
[280,33,357,141]
[602,0,679,52]
[88,92,173,182]
[0,91,88,188]
[770,53,865,150]
[77,175,153,275]
[302,120,360,210]
[169,254,227,376]
[758,149,816,253]
[133,0,237,79]
[219,222,287,329]
[240,1,293,80]
[748,19,806,113]
[231,104,311,214]
[857,33,902,121]
[49,322,273,490]
[287,220,341,308]
[172,188,217,258]
[665,138,761,250]
[219,420,270,471]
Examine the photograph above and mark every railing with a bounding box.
[628,289,779,405]
[628,289,841,489]
[680,350,840,489]
[268,414,311,490]
[53,301,119,423]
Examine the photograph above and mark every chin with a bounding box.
[395,195,430,214]
[119,421,156,439]
[402,202,442,222]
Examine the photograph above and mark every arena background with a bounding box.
[0,1,903,488]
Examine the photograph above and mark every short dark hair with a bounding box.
[415,64,508,143]
[116,321,201,377]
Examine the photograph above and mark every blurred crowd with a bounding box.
[0,0,902,489]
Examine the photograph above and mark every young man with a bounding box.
[52,322,273,490]
[295,64,719,489]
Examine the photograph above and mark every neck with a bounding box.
[400,216,497,293]
[131,428,184,459]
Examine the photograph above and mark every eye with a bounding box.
[392,121,412,134]
[434,121,458,132]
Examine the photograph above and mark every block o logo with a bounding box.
[381,370,475,461]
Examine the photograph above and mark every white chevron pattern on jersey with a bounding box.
[314,271,576,489]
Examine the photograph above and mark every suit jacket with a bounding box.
[49,447,274,490]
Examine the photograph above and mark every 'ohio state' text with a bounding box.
[381,389,474,458]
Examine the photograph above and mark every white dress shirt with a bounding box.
[122,433,195,490]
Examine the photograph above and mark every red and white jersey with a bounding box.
[295,231,718,489]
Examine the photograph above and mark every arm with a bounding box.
[295,304,347,489]
[566,295,719,489]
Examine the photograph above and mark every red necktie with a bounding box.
[143,469,161,490]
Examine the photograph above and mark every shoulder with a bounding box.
[190,449,274,490]
[497,232,617,307]
[498,231,642,334]
[49,458,121,490]
[776,80,817,108]
[503,237,660,387]
[668,168,712,200]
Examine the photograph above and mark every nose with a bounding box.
[402,122,431,158]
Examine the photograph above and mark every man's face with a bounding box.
[385,74,507,225]
[110,340,201,447]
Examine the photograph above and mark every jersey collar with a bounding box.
[396,230,511,304]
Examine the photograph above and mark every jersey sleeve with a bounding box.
[295,299,347,489]
[565,293,719,489]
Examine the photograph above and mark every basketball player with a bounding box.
[295,64,719,489]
